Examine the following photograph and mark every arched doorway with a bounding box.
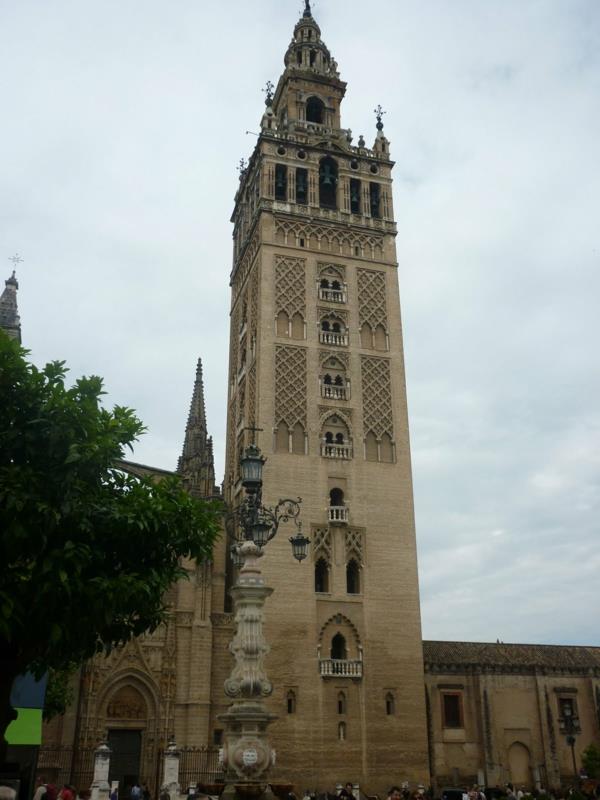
[106,685,147,794]
[508,742,531,787]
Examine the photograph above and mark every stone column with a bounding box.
[218,540,277,800]
[161,738,181,799]
[90,742,111,800]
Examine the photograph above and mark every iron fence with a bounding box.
[36,746,95,792]
[171,746,224,790]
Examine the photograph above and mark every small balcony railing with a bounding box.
[321,384,347,400]
[319,287,346,303]
[328,506,349,524]
[320,659,363,678]
[321,442,352,460]
[319,331,348,346]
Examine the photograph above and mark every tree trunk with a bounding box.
[0,649,19,764]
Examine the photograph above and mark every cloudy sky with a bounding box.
[2,0,599,646]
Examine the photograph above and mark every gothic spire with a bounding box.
[0,271,22,343]
[177,358,216,498]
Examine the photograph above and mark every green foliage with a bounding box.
[0,332,221,715]
[582,742,600,779]
[43,665,77,722]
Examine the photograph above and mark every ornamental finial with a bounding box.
[374,104,386,131]
[303,0,312,18]
[263,80,275,106]
[238,158,248,178]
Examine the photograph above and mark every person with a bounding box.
[58,786,75,800]
[0,786,17,800]
[517,790,524,800]
[33,777,49,800]
[388,788,402,800]
[130,785,142,800]
[462,788,469,800]
[339,786,354,800]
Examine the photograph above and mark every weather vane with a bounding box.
[303,0,313,18]
[374,105,386,131]
[8,253,24,269]
[262,80,275,106]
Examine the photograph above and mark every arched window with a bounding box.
[335,432,344,444]
[334,375,343,386]
[276,310,289,337]
[325,431,334,444]
[323,373,332,385]
[330,487,344,506]
[360,322,372,349]
[315,558,329,593]
[292,422,305,455]
[331,633,347,660]
[380,432,394,463]
[275,164,287,201]
[306,96,325,124]
[321,320,331,332]
[374,323,387,351]
[350,178,361,214]
[365,431,378,462]
[338,721,346,741]
[319,157,338,209]
[331,280,341,290]
[309,49,317,67]
[369,182,381,218]
[346,559,360,594]
[296,167,308,204]
[320,278,330,288]
[332,321,341,333]
[291,312,304,340]
[276,424,290,453]
[385,692,395,716]
[337,691,347,715]
[287,690,297,714]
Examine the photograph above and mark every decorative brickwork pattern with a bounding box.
[345,528,364,565]
[232,231,260,300]
[274,217,384,260]
[247,364,256,430]
[357,269,388,330]
[312,526,332,562]
[319,350,349,368]
[361,356,393,438]
[317,261,346,279]
[275,345,307,428]
[275,255,306,318]
[249,264,259,346]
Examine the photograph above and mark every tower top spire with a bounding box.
[177,358,217,498]
[303,0,312,17]
[0,269,22,343]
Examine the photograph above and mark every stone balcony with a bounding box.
[321,442,352,460]
[319,659,363,678]
[319,287,346,303]
[328,506,349,524]
[321,384,347,401]
[319,331,348,346]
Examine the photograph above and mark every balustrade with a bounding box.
[319,331,348,346]
[328,506,349,523]
[319,659,363,678]
[321,384,347,400]
[319,287,346,303]
[321,442,352,460]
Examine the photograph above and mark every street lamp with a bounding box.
[220,443,308,799]
[562,704,579,785]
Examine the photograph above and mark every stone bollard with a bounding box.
[161,737,181,799]
[90,741,111,800]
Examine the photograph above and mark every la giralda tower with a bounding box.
[222,2,429,790]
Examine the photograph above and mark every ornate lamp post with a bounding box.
[219,443,309,800]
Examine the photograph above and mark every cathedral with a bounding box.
[3,3,599,797]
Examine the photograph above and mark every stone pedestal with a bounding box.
[90,742,111,800]
[161,739,181,798]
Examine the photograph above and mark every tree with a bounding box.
[0,333,221,753]
[582,742,600,779]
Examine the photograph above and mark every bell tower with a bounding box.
[221,2,429,790]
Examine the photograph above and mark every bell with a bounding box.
[320,164,334,186]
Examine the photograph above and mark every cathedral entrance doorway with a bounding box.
[108,729,142,794]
